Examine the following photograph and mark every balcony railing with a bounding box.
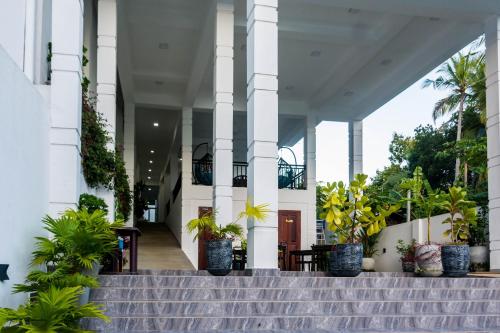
[192,160,306,190]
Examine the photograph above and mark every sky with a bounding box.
[314,70,450,185]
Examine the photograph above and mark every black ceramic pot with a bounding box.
[441,244,470,277]
[206,239,233,276]
[329,243,363,277]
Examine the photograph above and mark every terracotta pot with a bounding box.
[441,244,470,277]
[415,244,442,277]
[362,257,375,271]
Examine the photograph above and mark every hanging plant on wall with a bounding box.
[81,96,116,189]
[114,149,132,221]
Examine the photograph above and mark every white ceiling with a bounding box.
[118,0,499,183]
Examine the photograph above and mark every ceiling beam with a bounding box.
[183,1,215,107]
[133,70,188,84]
[135,92,183,109]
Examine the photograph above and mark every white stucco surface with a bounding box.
[0,46,49,308]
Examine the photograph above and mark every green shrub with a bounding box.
[78,193,108,214]
[114,151,131,221]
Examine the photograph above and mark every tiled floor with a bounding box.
[134,223,194,270]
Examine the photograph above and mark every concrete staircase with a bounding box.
[84,271,500,332]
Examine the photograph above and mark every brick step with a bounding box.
[99,300,500,317]
[97,275,500,289]
[90,287,500,302]
[82,314,500,332]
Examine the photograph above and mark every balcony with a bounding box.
[192,160,306,190]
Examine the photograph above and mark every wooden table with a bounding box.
[115,227,142,273]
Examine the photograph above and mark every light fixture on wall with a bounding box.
[285,217,294,224]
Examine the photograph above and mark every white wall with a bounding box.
[0,46,49,308]
[0,0,27,69]
[375,213,450,272]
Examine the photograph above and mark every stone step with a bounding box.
[99,300,500,317]
[90,287,500,302]
[97,275,500,289]
[82,314,500,332]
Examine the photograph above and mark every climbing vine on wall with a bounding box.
[114,149,132,221]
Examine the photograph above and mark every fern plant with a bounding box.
[187,200,270,240]
[0,286,108,332]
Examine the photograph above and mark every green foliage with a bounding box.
[441,186,477,244]
[187,200,270,241]
[81,97,115,189]
[401,167,447,244]
[395,239,417,261]
[316,183,327,219]
[389,133,414,165]
[78,194,108,214]
[360,229,380,258]
[0,286,108,333]
[134,181,148,219]
[321,174,400,244]
[114,151,132,221]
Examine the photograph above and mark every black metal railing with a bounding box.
[192,159,306,190]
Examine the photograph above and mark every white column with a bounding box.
[96,0,117,219]
[305,113,317,246]
[213,0,234,225]
[49,0,84,216]
[486,17,500,271]
[246,0,279,270]
[348,120,363,181]
[123,102,135,226]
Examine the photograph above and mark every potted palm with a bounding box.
[187,201,269,276]
[395,239,417,272]
[402,167,446,277]
[360,229,380,272]
[322,174,399,277]
[441,186,476,277]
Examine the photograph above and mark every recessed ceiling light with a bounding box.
[150,150,155,154]
[153,122,159,127]
[148,188,152,191]
[348,8,360,14]
[380,58,392,66]
[158,42,169,50]
[149,160,153,164]
[147,176,151,180]
[310,50,321,57]
[154,81,164,86]
[344,91,354,97]
[148,169,152,172]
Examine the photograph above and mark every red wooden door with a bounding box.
[278,210,301,270]
[197,207,212,270]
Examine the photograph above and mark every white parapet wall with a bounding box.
[0,46,50,308]
[374,213,450,272]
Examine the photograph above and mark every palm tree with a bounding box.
[423,52,483,184]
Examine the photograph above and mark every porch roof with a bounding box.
[118,0,498,122]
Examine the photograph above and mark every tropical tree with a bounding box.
[423,52,484,184]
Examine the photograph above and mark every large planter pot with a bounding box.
[206,239,233,276]
[415,244,442,277]
[362,257,375,271]
[470,245,489,272]
[329,244,363,277]
[80,263,102,305]
[401,260,415,273]
[442,244,470,277]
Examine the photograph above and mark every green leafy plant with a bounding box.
[441,186,477,244]
[0,286,108,332]
[395,239,417,262]
[134,181,148,220]
[187,201,270,241]
[114,150,132,221]
[401,167,447,244]
[321,174,399,244]
[360,229,380,258]
[78,194,108,214]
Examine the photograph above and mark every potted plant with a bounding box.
[441,186,477,277]
[322,174,399,277]
[469,205,489,271]
[187,201,269,276]
[395,239,417,272]
[360,229,381,272]
[402,167,446,277]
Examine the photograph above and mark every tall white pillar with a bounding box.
[96,0,117,219]
[486,17,500,271]
[348,120,363,181]
[246,0,279,270]
[123,102,135,226]
[49,0,84,216]
[305,114,317,246]
[213,0,234,225]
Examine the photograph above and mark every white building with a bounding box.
[1,0,500,309]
